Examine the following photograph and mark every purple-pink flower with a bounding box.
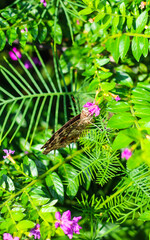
[29,224,41,239]
[3,149,15,159]
[115,95,121,101]
[3,233,19,240]
[121,148,132,160]
[9,47,22,61]
[40,0,47,7]
[21,27,28,33]
[24,57,42,69]
[76,20,80,25]
[83,102,100,117]
[55,210,82,239]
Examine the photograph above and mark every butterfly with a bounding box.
[41,109,93,155]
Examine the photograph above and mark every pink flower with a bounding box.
[83,102,100,117]
[115,95,121,101]
[9,47,22,61]
[21,27,28,33]
[55,210,82,239]
[3,149,15,159]
[121,148,132,160]
[76,20,80,25]
[40,0,47,7]
[24,57,41,69]
[24,60,32,69]
[29,224,40,239]
[3,233,19,240]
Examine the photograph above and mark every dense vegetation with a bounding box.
[0,0,150,239]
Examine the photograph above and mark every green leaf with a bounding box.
[28,21,38,40]
[31,195,50,206]
[116,72,133,87]
[119,35,130,60]
[101,82,116,91]
[88,78,100,91]
[0,31,6,50]
[134,106,150,118]
[18,30,27,47]
[127,15,133,29]
[127,150,143,169]
[100,15,111,30]
[107,102,130,113]
[138,117,150,133]
[38,24,47,43]
[131,36,142,61]
[79,7,93,15]
[0,175,15,191]
[94,13,105,22]
[112,15,119,28]
[40,204,57,213]
[52,24,62,45]
[107,113,135,129]
[111,37,120,63]
[12,212,25,221]
[95,0,100,8]
[132,87,150,101]
[6,28,17,45]
[46,172,64,203]
[0,17,9,27]
[98,71,112,79]
[23,157,38,177]
[112,132,133,150]
[140,37,149,57]
[16,220,35,230]
[59,164,79,199]
[122,128,141,140]
[96,58,110,66]
[119,2,126,15]
[136,10,148,33]
[139,211,150,221]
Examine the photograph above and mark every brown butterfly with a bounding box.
[41,109,93,155]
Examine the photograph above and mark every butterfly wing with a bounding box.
[41,109,93,155]
[41,114,81,154]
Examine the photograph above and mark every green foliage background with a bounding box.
[0,0,150,239]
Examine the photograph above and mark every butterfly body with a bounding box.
[41,109,92,154]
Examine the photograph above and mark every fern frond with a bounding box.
[71,129,120,186]
[97,164,150,223]
[0,48,83,148]
[119,164,150,202]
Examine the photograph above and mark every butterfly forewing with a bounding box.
[41,109,92,155]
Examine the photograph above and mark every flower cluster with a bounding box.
[3,233,19,240]
[29,224,41,239]
[121,148,132,160]
[9,47,41,69]
[83,102,100,117]
[55,210,82,239]
[115,95,121,101]
[21,27,28,33]
[3,224,40,240]
[3,149,15,159]
[40,0,47,7]
[9,47,22,61]
[24,57,42,69]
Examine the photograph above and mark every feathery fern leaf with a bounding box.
[71,128,121,186]
[0,48,82,148]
